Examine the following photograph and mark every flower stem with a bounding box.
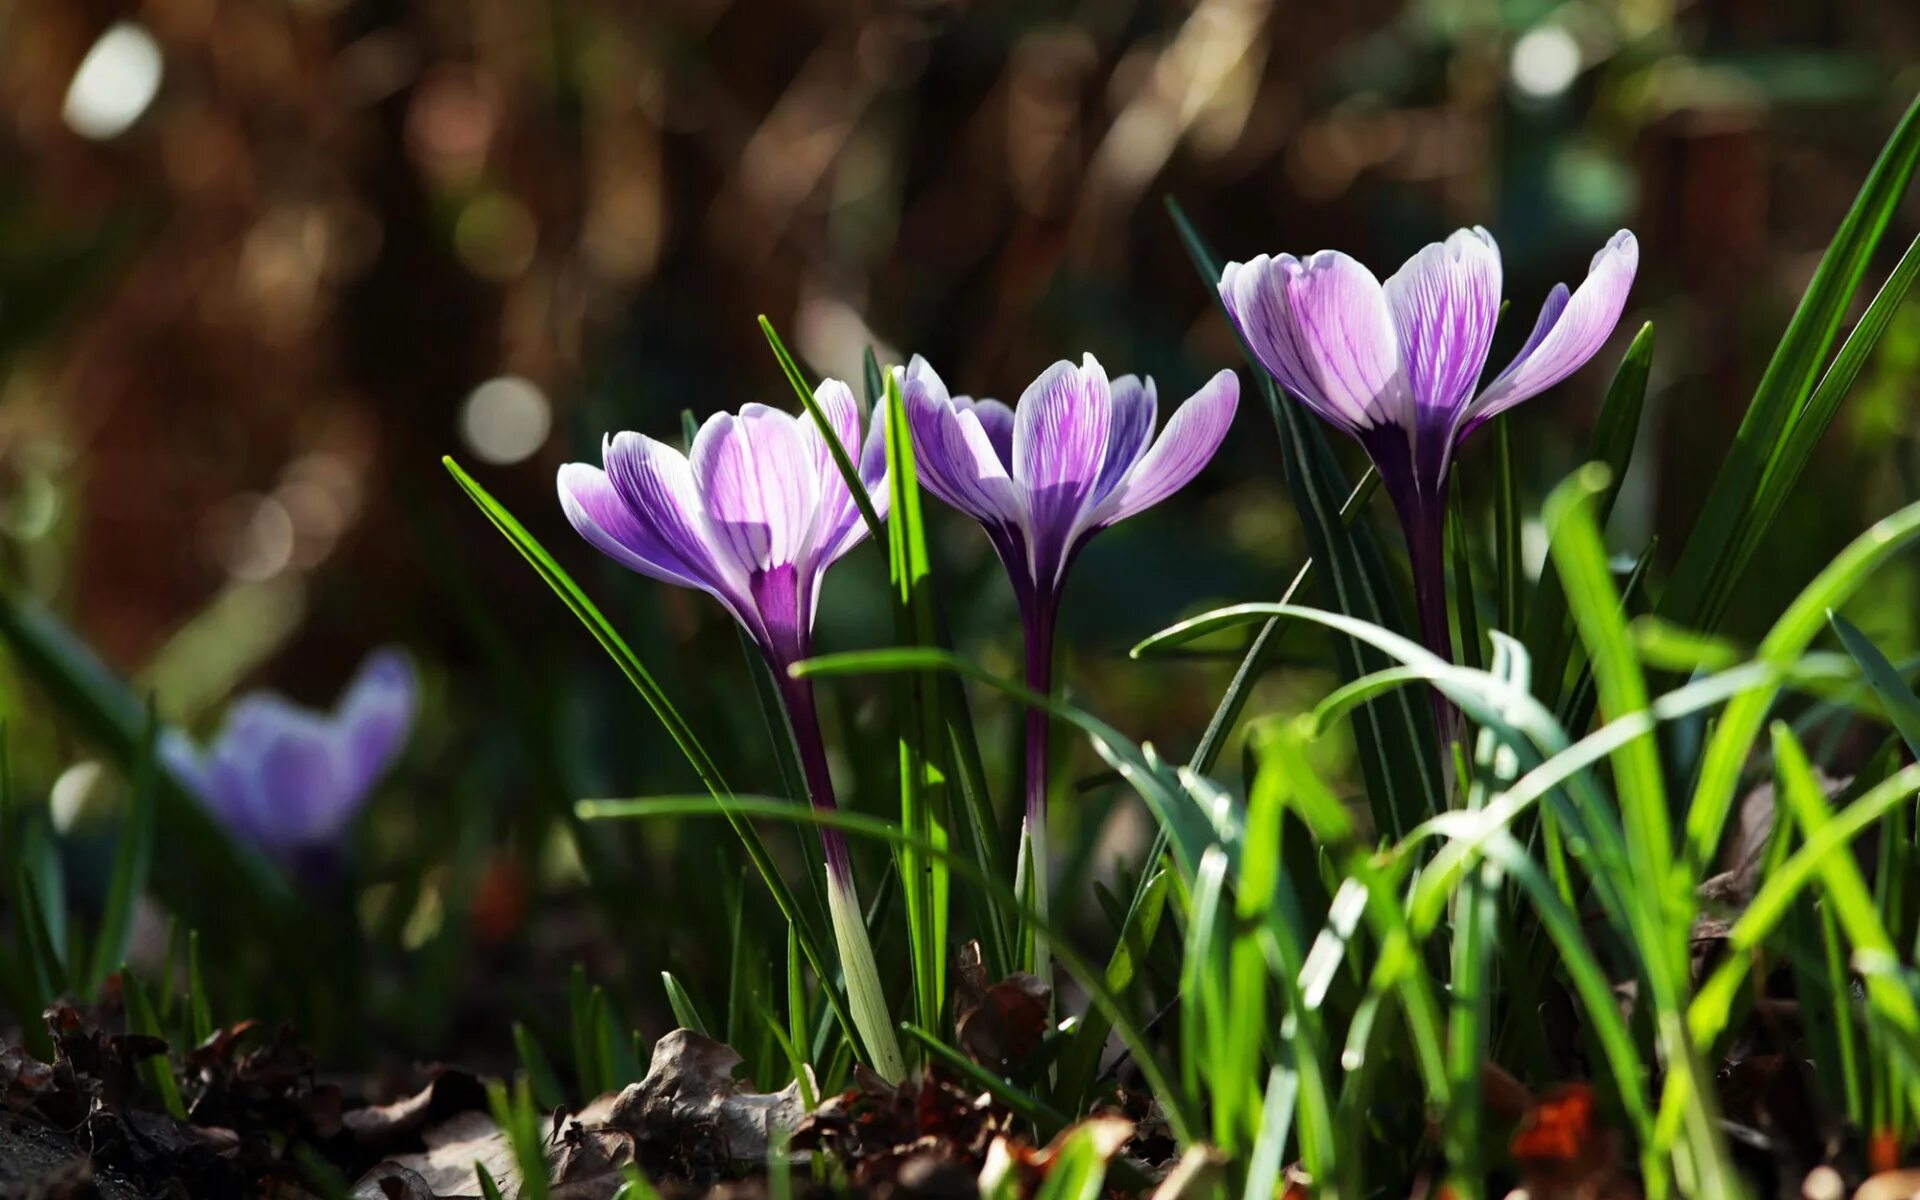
[777,669,906,1082]
[1019,595,1056,986]
[1403,494,1462,748]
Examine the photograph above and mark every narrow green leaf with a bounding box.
[122,967,186,1120]
[442,455,862,1060]
[1830,611,1920,759]
[513,1022,568,1111]
[87,709,159,996]
[1167,195,1441,839]
[661,971,711,1037]
[1663,94,1920,635]
[1526,322,1654,706]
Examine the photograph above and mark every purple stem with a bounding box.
[776,667,855,886]
[1399,493,1462,745]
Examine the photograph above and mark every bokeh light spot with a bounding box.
[1510,26,1581,101]
[63,22,165,141]
[460,376,551,466]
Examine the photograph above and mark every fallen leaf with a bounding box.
[1509,1083,1638,1200]
[608,1029,808,1181]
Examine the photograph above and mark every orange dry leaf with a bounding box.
[1509,1084,1639,1200]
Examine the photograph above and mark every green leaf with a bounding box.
[122,967,186,1120]
[86,710,159,997]
[1830,611,1920,759]
[1526,322,1654,706]
[442,455,863,1061]
[661,971,711,1037]
[579,793,1194,1142]
[1662,93,1920,636]
[512,1022,568,1111]
[1166,196,1442,839]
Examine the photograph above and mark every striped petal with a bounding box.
[1465,230,1639,431]
[1090,370,1239,527]
[1013,355,1111,580]
[1383,227,1503,423]
[691,404,821,577]
[1219,250,1408,437]
[903,356,1022,528]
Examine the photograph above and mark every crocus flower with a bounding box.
[903,353,1238,976]
[1218,228,1638,665]
[557,382,906,1080]
[161,648,416,878]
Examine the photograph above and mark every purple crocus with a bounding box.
[1218,227,1638,665]
[556,381,906,1080]
[161,648,416,878]
[903,353,1238,975]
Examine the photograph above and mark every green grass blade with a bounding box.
[86,709,159,997]
[661,971,712,1037]
[901,1024,1068,1131]
[512,1022,568,1111]
[122,967,186,1119]
[1686,497,1920,874]
[442,455,862,1060]
[1662,93,1920,636]
[1526,322,1654,706]
[1830,611,1920,758]
[1167,195,1442,839]
[758,316,883,541]
[1493,415,1522,636]
[880,365,951,1037]
[579,794,1195,1142]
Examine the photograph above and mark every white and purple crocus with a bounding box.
[903,353,1238,977]
[556,382,907,1080]
[1219,227,1639,668]
[162,648,417,880]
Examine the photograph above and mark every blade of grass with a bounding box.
[1662,93,1920,637]
[1167,195,1442,840]
[442,456,862,1061]
[1526,323,1654,707]
[86,709,159,997]
[122,967,186,1120]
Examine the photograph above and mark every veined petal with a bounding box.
[1013,355,1111,575]
[209,695,345,851]
[564,436,713,591]
[1219,251,1407,436]
[1466,230,1639,430]
[691,404,821,576]
[1384,227,1502,421]
[1090,370,1239,527]
[959,397,1015,471]
[333,648,416,799]
[1090,375,1158,506]
[903,357,1022,527]
[802,379,877,567]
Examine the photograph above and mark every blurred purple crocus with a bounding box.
[1219,227,1638,665]
[903,353,1238,974]
[161,648,416,878]
[556,381,907,1080]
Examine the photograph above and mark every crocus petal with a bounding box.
[252,729,351,846]
[563,438,711,592]
[1090,375,1158,505]
[1465,230,1639,430]
[334,648,417,799]
[1383,227,1503,421]
[1219,251,1407,436]
[802,379,878,568]
[1013,355,1111,579]
[691,404,821,576]
[961,397,1015,471]
[1090,370,1240,526]
[904,357,1022,527]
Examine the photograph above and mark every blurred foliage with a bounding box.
[0,0,1917,1064]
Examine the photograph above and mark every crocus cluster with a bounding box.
[558,381,905,1079]
[162,648,417,880]
[1219,227,1639,666]
[901,354,1238,976]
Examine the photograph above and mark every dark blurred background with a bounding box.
[3,0,1920,1057]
